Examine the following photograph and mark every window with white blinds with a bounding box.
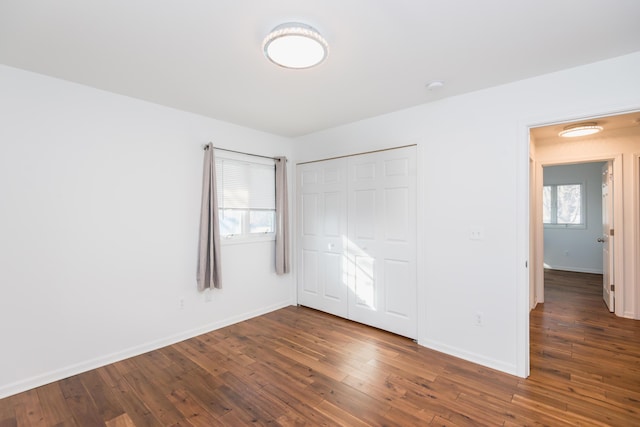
[215,153,276,240]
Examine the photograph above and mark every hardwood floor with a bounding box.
[1,270,639,426]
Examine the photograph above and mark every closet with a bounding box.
[296,146,417,338]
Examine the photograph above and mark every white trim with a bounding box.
[534,161,545,306]
[420,338,517,375]
[516,119,530,378]
[612,155,625,318]
[416,140,426,343]
[0,301,293,400]
[543,223,587,229]
[221,232,276,245]
[633,153,640,319]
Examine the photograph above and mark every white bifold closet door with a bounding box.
[297,158,349,318]
[296,146,417,339]
[347,148,417,338]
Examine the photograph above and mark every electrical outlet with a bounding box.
[474,311,483,326]
[179,297,185,310]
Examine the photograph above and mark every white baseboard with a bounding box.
[0,300,293,400]
[418,338,519,377]
[545,265,603,274]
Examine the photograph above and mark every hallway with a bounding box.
[528,269,640,425]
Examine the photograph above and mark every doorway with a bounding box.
[529,110,640,318]
[540,160,611,309]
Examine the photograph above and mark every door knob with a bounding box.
[597,237,605,243]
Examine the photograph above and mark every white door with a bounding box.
[347,147,417,338]
[601,162,614,312]
[297,159,349,318]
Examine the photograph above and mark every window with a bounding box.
[543,183,584,227]
[215,153,275,241]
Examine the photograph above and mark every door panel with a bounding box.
[347,146,417,338]
[297,159,349,318]
[323,192,342,236]
[384,157,409,177]
[602,162,614,312]
[353,253,376,309]
[384,259,412,317]
[302,250,318,294]
[384,187,410,241]
[323,252,344,300]
[355,163,376,180]
[301,194,318,236]
[354,189,376,239]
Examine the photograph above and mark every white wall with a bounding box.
[294,51,640,376]
[543,162,605,274]
[0,65,295,398]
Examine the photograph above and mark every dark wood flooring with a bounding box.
[1,269,639,426]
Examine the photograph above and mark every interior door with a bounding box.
[347,147,417,338]
[297,159,349,317]
[601,161,614,312]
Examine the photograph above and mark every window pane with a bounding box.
[249,210,275,234]
[542,186,552,224]
[219,209,243,236]
[556,184,581,224]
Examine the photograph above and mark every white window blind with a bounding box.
[215,153,276,240]
[216,159,275,210]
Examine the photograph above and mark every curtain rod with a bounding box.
[202,144,280,161]
[296,144,417,165]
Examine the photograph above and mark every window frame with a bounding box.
[542,182,587,229]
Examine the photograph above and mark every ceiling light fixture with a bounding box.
[425,80,445,91]
[558,122,603,138]
[263,23,328,69]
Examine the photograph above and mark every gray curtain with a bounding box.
[197,143,222,290]
[275,157,290,275]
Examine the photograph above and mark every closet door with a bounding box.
[347,147,417,338]
[297,158,349,318]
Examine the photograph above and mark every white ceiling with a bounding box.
[1,1,639,137]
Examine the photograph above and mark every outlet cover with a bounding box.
[474,311,484,326]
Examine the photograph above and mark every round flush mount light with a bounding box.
[262,22,328,69]
[425,80,445,91]
[558,122,603,138]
